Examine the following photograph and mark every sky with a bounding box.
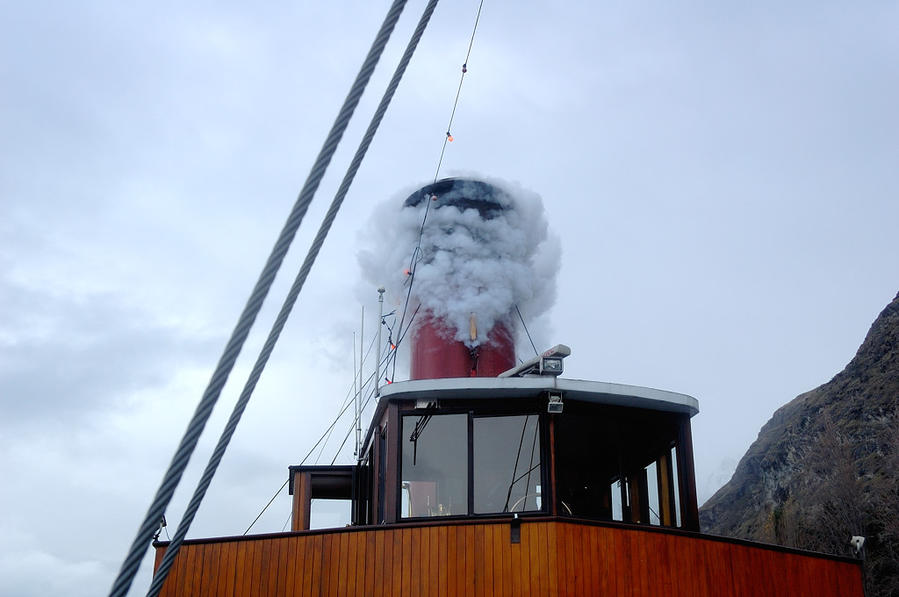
[2,1,898,595]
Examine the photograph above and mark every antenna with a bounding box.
[355,306,364,459]
[376,287,385,399]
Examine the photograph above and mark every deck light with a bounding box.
[498,344,571,378]
[547,392,563,414]
[540,357,563,375]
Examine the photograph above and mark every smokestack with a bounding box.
[404,178,517,379]
[410,313,515,379]
[359,175,559,384]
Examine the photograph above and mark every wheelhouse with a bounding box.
[289,377,700,532]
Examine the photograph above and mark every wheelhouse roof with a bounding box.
[359,376,698,462]
[378,377,699,416]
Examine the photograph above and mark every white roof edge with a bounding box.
[378,377,699,416]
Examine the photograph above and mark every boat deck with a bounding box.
[153,517,863,596]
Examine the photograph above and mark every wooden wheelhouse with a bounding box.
[290,377,700,532]
[154,373,865,596]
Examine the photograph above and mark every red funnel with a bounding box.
[410,314,515,379]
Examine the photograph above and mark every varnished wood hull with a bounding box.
[153,518,863,596]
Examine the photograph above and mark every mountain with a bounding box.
[700,291,899,597]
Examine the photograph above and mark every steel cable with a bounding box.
[433,0,485,179]
[388,0,486,380]
[242,345,391,536]
[145,2,439,595]
[107,2,409,595]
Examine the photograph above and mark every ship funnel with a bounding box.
[403,178,517,379]
[360,176,558,383]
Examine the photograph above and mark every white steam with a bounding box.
[358,177,560,354]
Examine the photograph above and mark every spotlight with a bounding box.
[540,357,563,375]
[547,392,563,414]
[499,344,570,378]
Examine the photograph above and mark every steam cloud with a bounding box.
[359,176,560,354]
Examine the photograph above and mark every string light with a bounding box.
[387,0,485,383]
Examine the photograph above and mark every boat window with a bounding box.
[554,405,687,527]
[473,415,542,514]
[555,412,619,520]
[310,499,351,530]
[646,461,660,525]
[671,446,681,527]
[610,479,624,521]
[401,414,468,518]
[635,449,680,526]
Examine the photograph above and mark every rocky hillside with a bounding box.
[700,291,899,597]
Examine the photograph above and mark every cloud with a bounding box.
[0,543,106,597]
[0,278,218,428]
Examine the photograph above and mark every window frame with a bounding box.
[396,405,548,521]
[471,412,545,515]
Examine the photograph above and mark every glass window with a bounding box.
[473,415,542,513]
[310,499,351,530]
[646,461,660,525]
[671,446,681,527]
[610,479,623,521]
[401,414,467,518]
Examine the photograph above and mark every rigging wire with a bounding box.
[515,304,539,357]
[244,0,488,543]
[434,0,485,180]
[525,416,539,510]
[506,462,541,490]
[319,342,378,465]
[330,381,380,465]
[386,0,487,382]
[248,299,406,534]
[145,2,440,594]
[244,345,392,534]
[388,302,422,383]
[388,282,422,382]
[328,338,397,469]
[503,414,530,512]
[245,358,384,535]
[317,332,380,464]
[280,510,293,532]
[241,395,360,538]
[109,3,410,596]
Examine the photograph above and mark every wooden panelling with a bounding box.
[153,519,864,596]
[676,416,701,531]
[291,472,312,532]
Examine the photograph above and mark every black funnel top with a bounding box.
[403,178,509,218]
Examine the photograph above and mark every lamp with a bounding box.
[547,392,563,414]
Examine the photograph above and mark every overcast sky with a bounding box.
[2,1,898,595]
